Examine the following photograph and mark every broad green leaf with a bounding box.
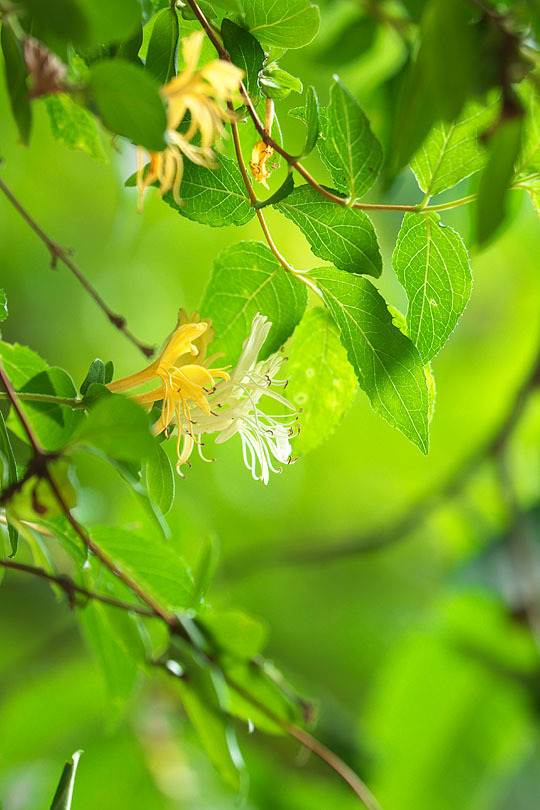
[18,0,89,46]
[412,101,497,198]
[242,0,320,50]
[145,7,179,84]
[221,18,264,102]
[88,60,167,151]
[515,78,540,177]
[324,78,383,203]
[169,642,244,788]
[476,116,523,245]
[0,342,83,450]
[1,23,32,145]
[0,411,19,556]
[201,241,307,364]
[39,515,87,566]
[274,185,382,277]
[162,154,255,227]
[79,359,106,396]
[90,525,193,613]
[49,750,83,810]
[145,443,175,515]
[74,395,156,462]
[309,267,429,453]
[287,307,357,454]
[393,212,472,362]
[77,0,142,46]
[201,608,268,660]
[78,599,139,709]
[45,94,106,162]
[391,54,436,173]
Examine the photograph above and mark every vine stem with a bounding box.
[0,175,155,359]
[0,362,381,810]
[0,391,87,408]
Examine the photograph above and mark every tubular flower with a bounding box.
[136,31,244,211]
[249,140,274,188]
[190,314,298,484]
[107,311,229,471]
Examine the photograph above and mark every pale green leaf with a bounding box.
[287,307,357,455]
[242,0,320,49]
[412,101,497,197]
[74,395,156,462]
[309,267,429,453]
[515,77,540,177]
[201,608,268,660]
[201,241,307,364]
[49,750,83,810]
[393,212,472,362]
[274,185,382,277]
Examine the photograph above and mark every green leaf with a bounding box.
[393,212,472,362]
[391,54,436,173]
[476,116,524,246]
[0,343,83,450]
[9,458,77,522]
[0,289,7,323]
[77,0,142,46]
[1,23,32,145]
[74,395,156,462]
[201,608,268,660]
[88,59,167,151]
[309,267,429,453]
[162,154,255,227]
[44,94,106,162]
[18,0,89,46]
[324,77,383,203]
[225,659,302,734]
[145,7,179,84]
[201,241,307,364]
[287,307,357,455]
[242,0,320,50]
[0,411,19,556]
[515,77,540,177]
[293,85,319,158]
[259,65,303,100]
[80,358,106,396]
[90,525,193,613]
[274,185,382,277]
[254,172,294,210]
[412,101,497,198]
[49,750,83,810]
[221,18,264,102]
[145,443,175,515]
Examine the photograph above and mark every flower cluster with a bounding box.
[107,313,297,484]
[136,32,243,211]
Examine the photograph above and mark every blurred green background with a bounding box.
[3,2,540,808]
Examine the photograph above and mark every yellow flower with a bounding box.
[136,32,244,212]
[249,140,274,188]
[107,311,229,471]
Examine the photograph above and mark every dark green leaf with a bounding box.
[390,54,436,173]
[0,411,19,556]
[49,750,83,810]
[90,525,193,612]
[324,77,383,203]
[19,0,89,46]
[74,395,156,462]
[201,608,268,660]
[476,116,524,246]
[299,85,319,157]
[393,213,472,362]
[145,444,175,515]
[309,267,429,453]
[88,59,167,150]
[242,0,320,50]
[162,154,255,227]
[287,307,357,455]
[317,16,377,65]
[254,172,294,209]
[201,241,307,364]
[221,18,264,102]
[1,23,32,145]
[145,7,179,84]
[275,185,382,277]
[45,94,106,162]
[80,359,106,396]
[77,0,142,46]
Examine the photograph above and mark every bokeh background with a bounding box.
[2,2,540,808]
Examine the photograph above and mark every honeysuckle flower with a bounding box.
[107,311,229,470]
[136,32,243,211]
[190,314,298,484]
[249,140,274,188]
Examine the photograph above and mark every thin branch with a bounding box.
[230,333,540,572]
[0,559,156,616]
[0,174,155,359]
[0,391,86,408]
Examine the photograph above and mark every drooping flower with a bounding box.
[249,140,274,188]
[136,32,243,211]
[107,311,229,470]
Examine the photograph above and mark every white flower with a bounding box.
[189,314,298,484]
